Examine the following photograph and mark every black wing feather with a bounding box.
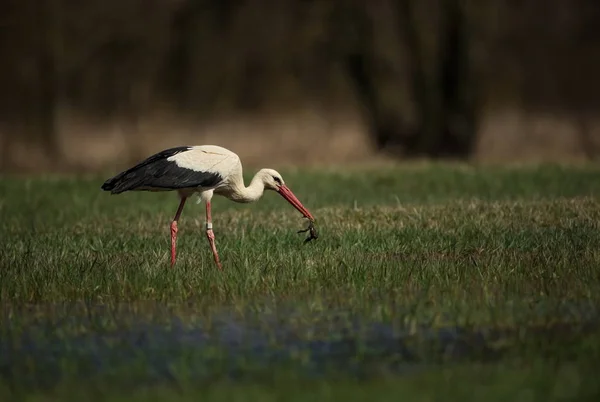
[101,146,223,194]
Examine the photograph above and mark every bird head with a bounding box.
[258,168,314,221]
[259,168,286,191]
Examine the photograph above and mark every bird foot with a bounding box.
[170,221,179,267]
[206,229,223,270]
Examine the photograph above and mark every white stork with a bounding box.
[101,145,315,270]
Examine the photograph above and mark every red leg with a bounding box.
[205,201,222,270]
[170,196,187,267]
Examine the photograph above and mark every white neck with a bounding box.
[228,171,265,203]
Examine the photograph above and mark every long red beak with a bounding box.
[278,185,315,221]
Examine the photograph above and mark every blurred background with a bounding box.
[1,0,599,173]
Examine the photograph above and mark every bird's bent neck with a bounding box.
[229,172,265,203]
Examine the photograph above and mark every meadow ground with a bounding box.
[1,163,600,401]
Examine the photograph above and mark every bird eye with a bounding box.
[273,176,282,184]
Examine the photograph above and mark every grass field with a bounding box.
[1,163,600,401]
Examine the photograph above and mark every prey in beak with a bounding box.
[264,169,318,244]
[276,184,318,244]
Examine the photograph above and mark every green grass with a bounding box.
[1,163,600,401]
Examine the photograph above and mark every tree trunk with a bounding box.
[343,0,478,159]
[35,0,62,162]
[398,0,477,158]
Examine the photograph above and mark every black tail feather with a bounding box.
[101,172,131,194]
[100,146,222,195]
[100,146,191,194]
[101,179,115,192]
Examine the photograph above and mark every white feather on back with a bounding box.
[168,145,242,180]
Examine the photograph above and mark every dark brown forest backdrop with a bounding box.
[1,0,599,172]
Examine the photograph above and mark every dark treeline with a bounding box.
[1,0,599,165]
